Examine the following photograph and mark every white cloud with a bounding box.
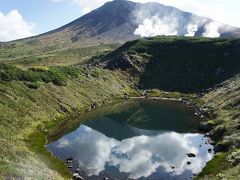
[0,10,35,42]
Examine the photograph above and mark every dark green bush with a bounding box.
[54,66,80,78]
[0,71,12,81]
[0,64,82,87]
[24,81,41,89]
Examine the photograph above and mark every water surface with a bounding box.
[47,99,214,179]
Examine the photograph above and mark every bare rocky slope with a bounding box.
[11,0,240,49]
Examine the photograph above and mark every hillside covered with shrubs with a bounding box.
[104,36,240,92]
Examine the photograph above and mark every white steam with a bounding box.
[134,15,178,37]
[133,6,221,38]
[185,24,198,37]
[203,22,220,38]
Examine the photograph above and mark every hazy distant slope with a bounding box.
[14,0,240,48]
[19,0,138,48]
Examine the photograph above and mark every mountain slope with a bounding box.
[19,0,138,48]
[103,36,240,92]
[197,73,240,179]
[17,0,240,48]
[0,65,137,179]
[2,0,240,65]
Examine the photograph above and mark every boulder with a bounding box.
[73,173,84,180]
[187,153,196,158]
[66,157,73,163]
[198,121,213,132]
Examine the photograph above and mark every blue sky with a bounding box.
[0,0,240,41]
[0,0,84,34]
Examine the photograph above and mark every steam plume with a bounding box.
[134,15,178,37]
[203,22,220,38]
[185,24,198,37]
[132,3,222,38]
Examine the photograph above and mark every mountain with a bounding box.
[1,0,240,179]
[19,0,240,48]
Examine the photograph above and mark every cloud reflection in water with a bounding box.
[49,125,213,179]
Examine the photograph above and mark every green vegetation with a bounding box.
[150,90,196,99]
[0,64,137,179]
[148,89,162,97]
[197,74,240,179]
[0,36,239,179]
[103,36,240,179]
[197,153,228,179]
[86,50,112,65]
[0,43,120,67]
[104,36,240,92]
[0,63,82,86]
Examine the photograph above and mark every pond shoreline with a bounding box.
[45,95,216,179]
[130,96,182,102]
[130,96,211,129]
[47,97,216,180]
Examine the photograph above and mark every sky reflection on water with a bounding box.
[48,120,214,179]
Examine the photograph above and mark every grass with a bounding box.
[0,36,239,179]
[27,129,71,178]
[0,66,137,179]
[0,43,121,67]
[146,89,196,100]
[196,153,228,179]
[196,73,240,179]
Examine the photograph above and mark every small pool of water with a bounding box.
[47,99,214,180]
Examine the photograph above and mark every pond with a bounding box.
[47,99,214,180]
